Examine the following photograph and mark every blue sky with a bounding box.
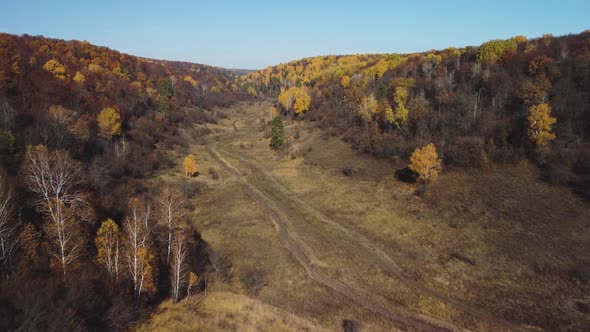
[1,1,588,69]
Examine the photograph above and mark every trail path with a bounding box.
[205,102,526,331]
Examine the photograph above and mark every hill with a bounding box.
[239,31,590,198]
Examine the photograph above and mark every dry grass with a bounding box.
[140,100,590,331]
[141,104,399,331]
[217,101,589,330]
[134,291,330,332]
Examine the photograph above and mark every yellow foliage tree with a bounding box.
[528,103,556,148]
[184,76,198,87]
[43,59,67,80]
[183,154,197,176]
[341,75,351,88]
[97,107,122,139]
[358,94,378,124]
[278,87,311,115]
[96,218,119,279]
[137,246,157,296]
[73,71,85,84]
[277,88,294,111]
[293,89,311,115]
[409,143,442,182]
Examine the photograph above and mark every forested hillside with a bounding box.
[241,31,590,197]
[1,28,589,331]
[0,33,244,330]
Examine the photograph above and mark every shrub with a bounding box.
[342,166,355,177]
[209,252,232,282]
[240,268,267,294]
[446,137,485,167]
[180,180,202,198]
[208,167,219,180]
[342,319,361,332]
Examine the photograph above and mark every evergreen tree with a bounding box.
[270,116,284,150]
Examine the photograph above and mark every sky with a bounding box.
[0,1,589,69]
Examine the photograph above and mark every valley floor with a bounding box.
[138,100,590,331]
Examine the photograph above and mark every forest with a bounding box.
[0,29,589,331]
[241,31,590,197]
[0,33,245,330]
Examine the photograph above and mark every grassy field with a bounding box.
[135,291,331,332]
[139,101,589,331]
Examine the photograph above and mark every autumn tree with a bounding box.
[0,173,17,276]
[278,87,311,115]
[137,246,156,300]
[22,145,88,278]
[409,143,442,182]
[392,78,415,128]
[477,39,517,64]
[96,218,120,279]
[170,230,189,303]
[187,271,200,298]
[357,94,378,124]
[156,186,185,265]
[293,88,311,115]
[528,103,556,149]
[270,115,284,150]
[47,105,75,148]
[183,154,197,177]
[123,198,155,300]
[43,59,67,80]
[97,107,122,139]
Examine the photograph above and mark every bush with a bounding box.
[395,167,417,183]
[342,319,361,332]
[342,166,355,177]
[209,252,232,282]
[208,167,219,180]
[180,180,203,198]
[240,268,267,294]
[446,137,485,167]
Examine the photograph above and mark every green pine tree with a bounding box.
[270,116,284,150]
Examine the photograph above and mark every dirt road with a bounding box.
[206,101,525,331]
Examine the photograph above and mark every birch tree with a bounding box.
[123,198,155,300]
[156,186,185,265]
[0,174,17,276]
[96,218,120,279]
[22,145,86,278]
[170,231,189,303]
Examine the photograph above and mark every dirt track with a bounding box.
[206,102,526,331]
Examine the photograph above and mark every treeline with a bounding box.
[0,34,242,330]
[241,31,590,197]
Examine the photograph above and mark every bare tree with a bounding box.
[47,105,74,149]
[156,186,185,265]
[22,146,86,278]
[0,99,16,130]
[0,174,17,276]
[170,230,189,303]
[123,198,154,299]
